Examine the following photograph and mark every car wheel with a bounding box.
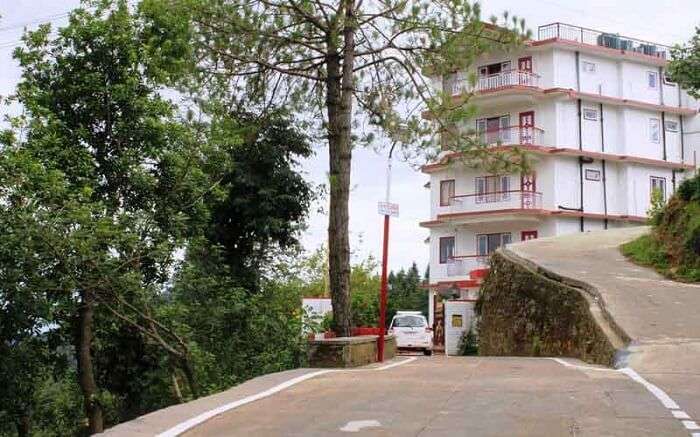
[423,349,433,356]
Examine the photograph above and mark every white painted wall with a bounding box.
[444,301,474,356]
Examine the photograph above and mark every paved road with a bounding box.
[183,356,691,436]
[507,227,700,431]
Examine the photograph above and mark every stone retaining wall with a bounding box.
[477,252,618,366]
[307,335,396,368]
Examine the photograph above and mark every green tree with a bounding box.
[669,27,700,97]
[1,1,219,431]
[139,0,528,336]
[388,262,428,321]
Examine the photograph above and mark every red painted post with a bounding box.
[377,213,390,362]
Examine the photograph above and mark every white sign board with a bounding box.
[378,201,399,217]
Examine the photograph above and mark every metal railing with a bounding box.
[538,22,671,59]
[478,125,544,146]
[445,69,539,95]
[446,255,489,277]
[445,190,543,214]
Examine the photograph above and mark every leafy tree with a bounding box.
[388,262,428,321]
[669,27,700,98]
[203,110,313,291]
[139,0,528,336]
[1,1,219,431]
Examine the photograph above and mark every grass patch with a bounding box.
[621,174,700,283]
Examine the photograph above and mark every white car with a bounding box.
[388,311,433,355]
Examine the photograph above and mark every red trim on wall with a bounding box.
[419,208,647,228]
[421,145,693,174]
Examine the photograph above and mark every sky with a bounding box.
[1,1,698,273]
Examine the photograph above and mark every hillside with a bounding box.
[622,173,700,282]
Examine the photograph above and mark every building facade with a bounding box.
[421,23,700,344]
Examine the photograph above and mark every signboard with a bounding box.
[378,201,399,217]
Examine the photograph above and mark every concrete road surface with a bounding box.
[507,227,700,427]
[182,356,693,436]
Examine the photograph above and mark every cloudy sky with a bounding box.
[1,1,698,273]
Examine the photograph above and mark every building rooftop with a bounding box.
[537,22,672,60]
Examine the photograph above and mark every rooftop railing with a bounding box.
[538,22,671,59]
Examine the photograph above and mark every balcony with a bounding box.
[538,23,670,59]
[446,255,489,277]
[478,125,544,146]
[445,69,540,95]
[445,190,543,215]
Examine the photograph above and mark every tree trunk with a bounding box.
[76,290,104,434]
[16,414,30,437]
[325,3,356,337]
[170,367,184,404]
[178,355,200,399]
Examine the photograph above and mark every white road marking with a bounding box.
[156,357,416,437]
[156,370,334,437]
[374,356,417,371]
[340,420,381,432]
[618,367,680,410]
[683,421,700,430]
[553,358,696,435]
[551,358,616,372]
[673,411,691,420]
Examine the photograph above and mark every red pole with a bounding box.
[378,214,390,362]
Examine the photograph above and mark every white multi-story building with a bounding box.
[422,23,700,345]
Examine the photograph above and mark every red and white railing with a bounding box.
[478,125,544,146]
[446,255,489,277]
[445,190,543,214]
[445,69,540,95]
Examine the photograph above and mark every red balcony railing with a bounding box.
[446,255,489,277]
[445,190,543,214]
[478,125,544,146]
[538,23,670,59]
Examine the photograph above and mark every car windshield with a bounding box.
[392,316,425,328]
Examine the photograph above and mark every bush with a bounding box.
[459,327,479,356]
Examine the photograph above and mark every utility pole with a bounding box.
[377,141,398,362]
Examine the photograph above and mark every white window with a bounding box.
[582,61,596,73]
[650,176,666,201]
[647,71,658,89]
[439,237,455,264]
[649,118,661,143]
[665,120,679,132]
[439,180,455,206]
[663,70,676,86]
[476,233,512,256]
[583,108,598,121]
[585,169,601,181]
[476,115,511,144]
[475,175,510,203]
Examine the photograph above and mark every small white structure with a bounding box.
[444,300,475,356]
[302,298,332,331]
[422,22,700,335]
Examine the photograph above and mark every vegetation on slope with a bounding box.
[622,174,700,282]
